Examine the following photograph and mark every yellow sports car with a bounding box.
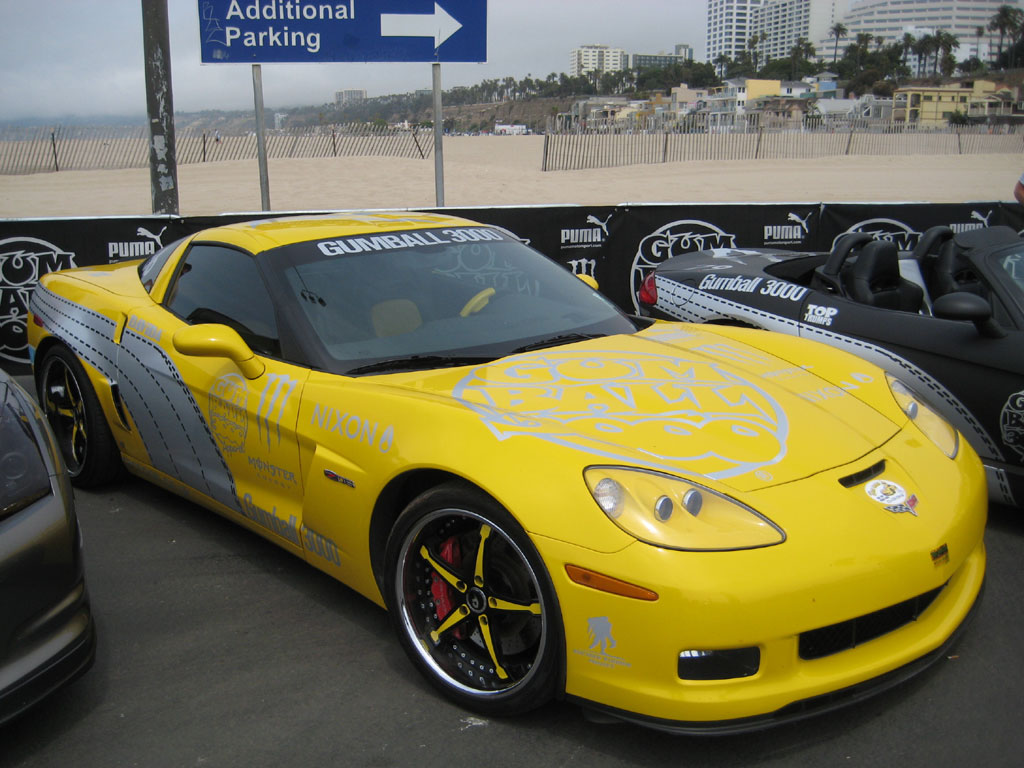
[27,211,986,733]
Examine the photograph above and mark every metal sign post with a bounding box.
[252,64,271,211]
[141,0,179,214]
[197,1,486,210]
[433,62,444,207]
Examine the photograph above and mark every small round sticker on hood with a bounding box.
[865,479,907,506]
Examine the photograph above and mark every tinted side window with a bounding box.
[165,244,280,356]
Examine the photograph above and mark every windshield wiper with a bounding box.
[345,355,496,376]
[510,332,607,354]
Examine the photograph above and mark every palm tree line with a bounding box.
[321,4,1024,126]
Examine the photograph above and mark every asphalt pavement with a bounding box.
[2,379,1023,767]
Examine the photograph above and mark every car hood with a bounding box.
[379,323,900,494]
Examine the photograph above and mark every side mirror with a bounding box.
[932,292,1006,339]
[576,274,599,291]
[173,323,266,379]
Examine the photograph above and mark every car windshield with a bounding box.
[995,246,1024,298]
[261,226,639,375]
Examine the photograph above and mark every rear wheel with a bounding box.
[384,482,562,716]
[36,345,122,487]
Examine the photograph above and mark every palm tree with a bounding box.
[855,32,874,68]
[901,32,916,68]
[789,38,815,80]
[936,31,961,76]
[747,33,762,73]
[988,4,1024,69]
[714,53,732,78]
[830,22,848,64]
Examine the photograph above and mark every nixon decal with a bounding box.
[311,404,395,453]
[804,304,839,326]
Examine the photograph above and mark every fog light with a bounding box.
[654,495,674,522]
[677,647,761,680]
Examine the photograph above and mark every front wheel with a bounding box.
[384,482,563,716]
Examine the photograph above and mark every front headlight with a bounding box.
[584,466,785,551]
[886,375,958,459]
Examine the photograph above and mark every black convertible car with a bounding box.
[638,225,1024,507]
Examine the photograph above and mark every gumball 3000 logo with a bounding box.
[1002,391,1024,461]
[630,220,737,312]
[0,237,77,364]
[453,349,788,480]
[830,218,922,252]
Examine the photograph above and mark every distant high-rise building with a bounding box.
[334,89,367,106]
[570,44,628,77]
[821,0,1023,64]
[752,0,840,63]
[675,43,695,61]
[707,0,764,68]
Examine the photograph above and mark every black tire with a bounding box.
[384,481,563,716]
[36,345,123,488]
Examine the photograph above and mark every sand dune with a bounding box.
[0,135,1017,218]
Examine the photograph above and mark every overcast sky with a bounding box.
[0,0,707,120]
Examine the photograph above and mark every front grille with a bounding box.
[799,585,944,661]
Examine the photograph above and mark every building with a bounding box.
[893,79,1019,125]
[334,89,367,106]
[707,0,764,68]
[821,0,1023,64]
[675,43,696,60]
[706,77,784,128]
[631,52,694,69]
[752,0,840,63]
[570,45,628,77]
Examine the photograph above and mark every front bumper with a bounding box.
[533,427,988,730]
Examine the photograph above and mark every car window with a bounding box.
[138,236,186,293]
[165,244,281,357]
[262,226,637,375]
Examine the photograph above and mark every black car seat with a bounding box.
[932,238,985,298]
[846,240,923,312]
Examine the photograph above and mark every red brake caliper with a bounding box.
[430,536,462,636]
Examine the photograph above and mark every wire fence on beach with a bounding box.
[0,123,434,175]
[540,121,1024,171]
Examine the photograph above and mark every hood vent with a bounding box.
[838,460,886,489]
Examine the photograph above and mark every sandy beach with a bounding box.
[0,135,1017,218]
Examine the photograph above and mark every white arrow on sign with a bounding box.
[380,2,463,49]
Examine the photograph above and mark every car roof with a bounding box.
[192,210,485,254]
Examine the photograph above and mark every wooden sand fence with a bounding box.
[541,120,1024,171]
[0,123,433,175]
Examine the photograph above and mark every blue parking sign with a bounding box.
[198,0,487,63]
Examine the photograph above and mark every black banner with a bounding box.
[2,202,1020,369]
